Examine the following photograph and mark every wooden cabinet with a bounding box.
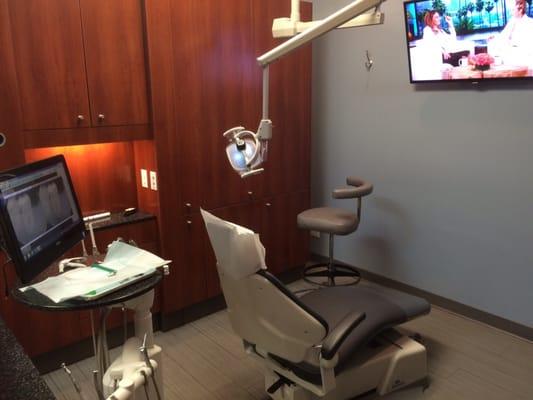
[167,0,258,212]
[257,191,310,275]
[162,215,208,312]
[0,0,313,359]
[8,0,90,130]
[8,0,149,134]
[0,0,24,169]
[144,0,313,317]
[80,0,149,127]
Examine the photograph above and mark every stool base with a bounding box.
[303,262,361,287]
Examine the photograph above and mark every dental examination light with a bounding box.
[224,0,386,177]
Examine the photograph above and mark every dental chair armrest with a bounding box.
[321,312,366,360]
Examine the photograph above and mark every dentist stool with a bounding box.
[297,177,373,286]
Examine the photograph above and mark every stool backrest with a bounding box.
[332,176,373,219]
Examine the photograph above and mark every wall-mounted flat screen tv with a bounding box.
[404,0,533,82]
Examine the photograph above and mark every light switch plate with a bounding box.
[140,169,148,188]
[149,171,158,191]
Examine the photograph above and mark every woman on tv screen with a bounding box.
[404,0,533,81]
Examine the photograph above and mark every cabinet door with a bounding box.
[0,0,24,170]
[162,215,207,313]
[170,0,258,210]
[8,0,91,130]
[80,0,149,127]
[260,191,310,274]
[0,1,77,358]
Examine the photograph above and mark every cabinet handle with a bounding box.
[77,115,85,122]
[265,203,271,207]
[247,191,253,196]
[0,132,5,147]
[185,203,192,208]
[186,220,192,225]
[98,114,105,121]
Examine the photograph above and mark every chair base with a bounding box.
[264,332,428,400]
[303,262,361,287]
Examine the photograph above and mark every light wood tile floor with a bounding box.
[43,280,533,399]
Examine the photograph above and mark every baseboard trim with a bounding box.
[311,253,533,341]
[161,296,227,332]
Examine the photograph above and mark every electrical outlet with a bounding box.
[310,230,320,238]
[149,171,158,191]
[140,169,148,188]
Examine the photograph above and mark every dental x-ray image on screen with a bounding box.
[404,0,533,82]
[0,155,85,283]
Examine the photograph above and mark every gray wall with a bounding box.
[311,0,533,326]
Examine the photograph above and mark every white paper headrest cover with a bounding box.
[200,209,266,279]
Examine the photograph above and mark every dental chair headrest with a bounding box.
[201,209,267,280]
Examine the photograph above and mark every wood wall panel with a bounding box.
[25,143,138,214]
[144,0,312,315]
[0,0,26,344]
[0,0,153,357]
[8,0,91,130]
[170,0,258,210]
[133,140,160,217]
[144,0,185,312]
[0,0,24,171]
[179,215,207,307]
[80,0,149,127]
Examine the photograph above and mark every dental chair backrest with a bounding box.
[201,209,328,363]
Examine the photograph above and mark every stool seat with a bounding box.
[297,207,359,236]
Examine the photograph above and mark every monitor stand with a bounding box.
[100,289,163,399]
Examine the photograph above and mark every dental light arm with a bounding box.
[273,0,384,38]
[224,0,385,177]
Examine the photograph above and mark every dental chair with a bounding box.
[201,209,430,400]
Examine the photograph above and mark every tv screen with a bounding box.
[0,155,85,284]
[404,0,533,82]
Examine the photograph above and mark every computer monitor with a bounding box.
[0,155,85,284]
